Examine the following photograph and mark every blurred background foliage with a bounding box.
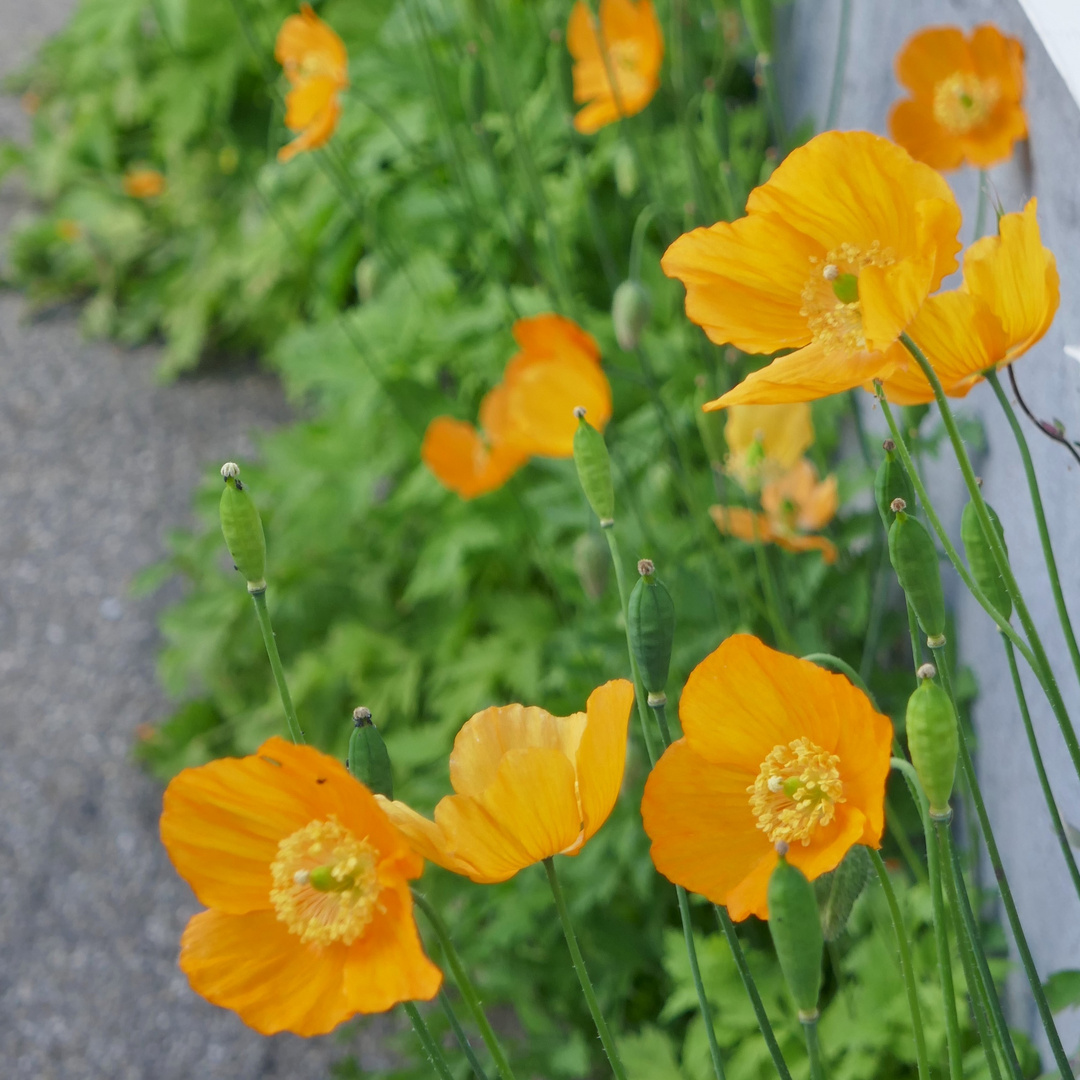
[1,0,1008,1075]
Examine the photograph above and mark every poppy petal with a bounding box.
[576,679,635,843]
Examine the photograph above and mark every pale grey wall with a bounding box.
[783,0,1080,1055]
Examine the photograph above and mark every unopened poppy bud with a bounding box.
[573,532,609,601]
[768,852,823,1018]
[875,446,916,526]
[906,670,957,818]
[888,508,946,645]
[628,563,675,696]
[961,501,1011,619]
[611,280,652,351]
[348,706,394,800]
[573,411,615,526]
[739,0,773,56]
[219,463,266,591]
[814,844,871,942]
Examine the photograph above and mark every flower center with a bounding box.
[748,737,845,846]
[800,244,895,355]
[270,816,381,947]
[932,72,1000,135]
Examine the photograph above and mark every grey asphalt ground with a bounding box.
[0,3,390,1076]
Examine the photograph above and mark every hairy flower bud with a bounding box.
[573,411,615,525]
[905,671,958,817]
[348,707,394,800]
[888,508,946,645]
[219,463,266,591]
[768,852,823,1018]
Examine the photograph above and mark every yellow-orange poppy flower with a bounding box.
[711,459,838,563]
[123,168,166,198]
[642,635,892,920]
[889,25,1026,172]
[423,314,612,498]
[724,403,814,490]
[275,4,349,163]
[567,0,663,135]
[160,736,442,1036]
[879,199,1058,404]
[662,131,962,408]
[377,680,635,883]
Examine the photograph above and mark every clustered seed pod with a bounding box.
[905,665,958,817]
[888,504,945,645]
[219,463,266,591]
[814,844,871,942]
[348,706,394,800]
[768,849,823,1018]
[627,560,675,698]
[572,410,615,525]
[874,440,916,527]
[611,280,652,352]
[961,501,1011,620]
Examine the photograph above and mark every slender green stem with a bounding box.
[402,1001,457,1080]
[648,698,675,753]
[824,0,852,129]
[544,859,629,1080]
[930,649,1074,1079]
[986,369,1080,694]
[249,588,305,744]
[413,892,519,1080]
[677,888,727,1080]
[751,523,794,650]
[801,653,878,707]
[973,170,989,241]
[803,1017,827,1080]
[758,52,787,150]
[439,991,492,1080]
[905,599,923,676]
[713,905,795,1080]
[924,810,963,1080]
[1001,633,1080,901]
[937,826,1023,1080]
[869,850,931,1080]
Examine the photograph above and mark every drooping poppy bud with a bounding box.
[219,463,266,591]
[961,500,1011,620]
[888,503,946,645]
[348,706,394,800]
[611,280,652,351]
[767,848,824,1018]
[627,559,675,700]
[905,664,958,818]
[573,409,615,525]
[814,844,871,942]
[874,440,916,527]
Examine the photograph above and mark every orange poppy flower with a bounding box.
[123,168,166,199]
[724,403,814,490]
[889,25,1026,171]
[661,131,962,408]
[878,199,1058,404]
[567,0,663,135]
[160,736,442,1035]
[275,4,349,163]
[377,680,635,883]
[711,459,838,563]
[423,314,612,498]
[642,635,892,920]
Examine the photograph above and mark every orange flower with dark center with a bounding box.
[275,4,349,163]
[160,737,442,1035]
[642,635,892,920]
[567,0,663,134]
[889,25,1026,171]
[377,680,635,882]
[423,314,612,498]
[123,168,166,199]
[878,199,1058,404]
[710,459,839,563]
[662,131,962,408]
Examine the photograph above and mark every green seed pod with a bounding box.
[573,410,615,525]
[961,501,1011,620]
[348,707,394,800]
[888,507,946,644]
[627,559,675,697]
[814,844,871,942]
[611,280,652,352]
[219,463,266,590]
[740,0,773,55]
[768,852,824,1018]
[905,666,958,817]
[874,441,916,526]
[573,532,609,602]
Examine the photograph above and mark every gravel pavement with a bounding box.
[0,3,391,1076]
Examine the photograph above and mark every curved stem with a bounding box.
[440,990,492,1080]
[869,850,931,1080]
[824,0,852,129]
[249,588,305,744]
[677,887,727,1080]
[413,892,519,1080]
[801,653,878,708]
[986,369,1080,695]
[803,1017,827,1080]
[402,1001,457,1080]
[544,858,629,1080]
[1007,364,1080,469]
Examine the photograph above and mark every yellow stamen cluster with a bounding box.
[749,737,845,846]
[932,72,1001,135]
[801,243,895,355]
[270,816,381,947]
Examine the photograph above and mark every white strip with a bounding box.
[1015,0,1080,109]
